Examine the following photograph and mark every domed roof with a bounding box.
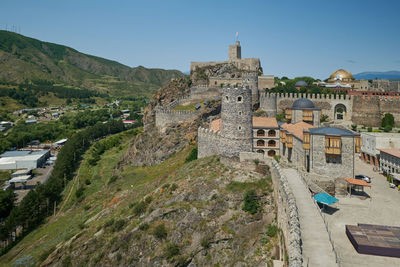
[292,98,315,109]
[295,80,308,87]
[329,69,354,81]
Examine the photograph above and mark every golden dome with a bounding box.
[329,69,354,81]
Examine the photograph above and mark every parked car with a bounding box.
[355,174,371,183]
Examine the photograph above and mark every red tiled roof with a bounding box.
[252,117,278,128]
[379,148,400,159]
[281,121,316,141]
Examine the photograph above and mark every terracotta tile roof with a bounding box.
[210,118,221,131]
[280,121,316,141]
[252,117,278,128]
[379,148,400,159]
[345,177,371,187]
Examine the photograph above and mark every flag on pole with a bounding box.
[236,32,238,37]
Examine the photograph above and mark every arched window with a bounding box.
[257,129,265,137]
[268,130,276,137]
[257,150,265,154]
[268,140,276,147]
[237,96,243,102]
[268,150,276,157]
[257,140,265,146]
[215,81,217,85]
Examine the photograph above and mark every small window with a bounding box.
[238,126,242,130]
[215,81,217,85]
[238,111,242,116]
[237,96,242,102]
[225,96,229,101]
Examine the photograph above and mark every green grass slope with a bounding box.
[0,138,279,266]
[0,31,184,97]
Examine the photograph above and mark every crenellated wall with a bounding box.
[260,92,400,126]
[197,127,223,158]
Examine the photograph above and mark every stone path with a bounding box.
[282,168,338,267]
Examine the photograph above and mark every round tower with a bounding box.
[220,85,253,157]
[242,72,259,106]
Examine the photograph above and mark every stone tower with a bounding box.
[242,72,259,105]
[228,41,241,61]
[220,85,253,157]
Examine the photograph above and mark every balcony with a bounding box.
[303,132,310,150]
[286,134,293,148]
[280,131,286,143]
[303,110,313,122]
[355,136,362,153]
[325,136,341,155]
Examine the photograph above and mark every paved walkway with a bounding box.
[282,168,338,267]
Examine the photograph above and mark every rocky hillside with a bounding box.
[0,31,184,97]
[0,130,279,266]
[120,76,220,167]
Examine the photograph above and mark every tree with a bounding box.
[0,189,16,219]
[381,113,394,128]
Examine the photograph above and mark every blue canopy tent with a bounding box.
[313,193,338,210]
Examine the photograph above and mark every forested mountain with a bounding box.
[0,31,184,97]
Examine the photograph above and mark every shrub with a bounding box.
[242,189,259,214]
[84,179,91,185]
[384,125,392,132]
[108,175,118,185]
[185,147,198,163]
[139,223,149,231]
[39,246,56,262]
[170,183,178,192]
[351,124,357,131]
[367,127,372,132]
[153,224,167,239]
[266,224,278,238]
[253,159,260,165]
[320,114,329,123]
[116,253,122,262]
[133,201,147,216]
[164,243,180,260]
[201,237,211,249]
[113,219,126,232]
[273,155,281,163]
[144,196,153,204]
[104,218,114,228]
[75,186,85,199]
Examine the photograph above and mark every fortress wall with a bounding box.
[155,109,199,130]
[230,58,261,72]
[190,61,227,72]
[198,127,222,158]
[270,160,302,266]
[352,95,400,126]
[260,92,353,122]
[190,87,222,99]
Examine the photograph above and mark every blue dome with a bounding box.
[295,80,308,87]
[292,98,315,109]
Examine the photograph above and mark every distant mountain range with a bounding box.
[0,31,184,97]
[353,71,400,80]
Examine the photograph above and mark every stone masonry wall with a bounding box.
[270,160,302,266]
[310,135,355,180]
[261,92,400,127]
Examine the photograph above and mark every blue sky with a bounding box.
[1,0,400,79]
